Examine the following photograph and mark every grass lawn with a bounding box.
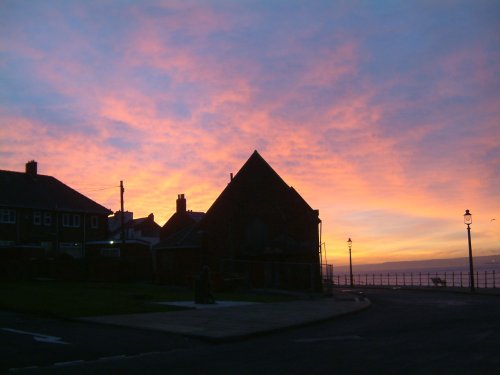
[0,280,294,318]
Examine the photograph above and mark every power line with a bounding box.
[81,186,118,192]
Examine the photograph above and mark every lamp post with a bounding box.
[464,210,474,292]
[347,238,353,287]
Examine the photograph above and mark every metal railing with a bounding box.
[333,270,498,289]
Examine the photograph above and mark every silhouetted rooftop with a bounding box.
[0,169,111,215]
[156,223,202,249]
[204,150,318,220]
[186,211,205,222]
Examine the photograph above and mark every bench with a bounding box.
[431,277,447,287]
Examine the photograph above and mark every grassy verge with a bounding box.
[0,280,294,318]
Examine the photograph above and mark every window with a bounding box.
[90,215,98,229]
[62,214,81,228]
[0,209,16,224]
[34,211,42,225]
[44,212,52,226]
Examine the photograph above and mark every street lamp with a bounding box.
[347,238,353,287]
[464,209,474,292]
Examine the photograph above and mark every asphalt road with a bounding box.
[2,288,500,374]
[0,311,199,372]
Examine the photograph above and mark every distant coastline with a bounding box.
[333,254,500,274]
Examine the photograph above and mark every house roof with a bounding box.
[186,211,205,222]
[156,150,320,250]
[155,223,202,250]
[128,216,161,230]
[0,169,112,215]
[204,150,318,220]
[109,213,161,238]
[156,210,205,250]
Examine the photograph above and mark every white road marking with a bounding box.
[2,327,69,345]
[295,335,363,343]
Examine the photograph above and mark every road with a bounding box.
[0,310,199,372]
[2,289,499,374]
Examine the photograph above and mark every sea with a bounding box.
[329,254,500,288]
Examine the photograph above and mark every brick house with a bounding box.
[108,211,161,246]
[0,161,111,258]
[156,151,322,290]
[155,194,205,284]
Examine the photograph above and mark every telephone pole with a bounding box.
[120,180,125,244]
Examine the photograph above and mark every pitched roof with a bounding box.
[0,170,112,215]
[204,150,317,217]
[128,214,161,229]
[186,211,205,222]
[156,210,205,250]
[108,214,161,238]
[156,150,320,249]
[155,222,202,249]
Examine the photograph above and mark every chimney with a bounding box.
[26,160,37,176]
[176,194,186,214]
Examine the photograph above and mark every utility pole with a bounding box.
[120,180,125,244]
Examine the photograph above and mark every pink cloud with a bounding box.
[2,1,498,266]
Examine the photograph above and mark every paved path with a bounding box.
[81,295,370,341]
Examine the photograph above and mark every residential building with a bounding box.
[108,211,161,247]
[155,151,322,290]
[155,194,205,284]
[0,161,111,258]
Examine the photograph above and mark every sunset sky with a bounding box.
[1,1,499,266]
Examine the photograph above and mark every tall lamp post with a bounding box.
[347,238,353,287]
[464,210,475,292]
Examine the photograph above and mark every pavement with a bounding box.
[81,292,371,342]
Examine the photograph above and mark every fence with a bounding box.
[333,270,498,289]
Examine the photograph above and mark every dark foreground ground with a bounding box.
[2,288,499,374]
